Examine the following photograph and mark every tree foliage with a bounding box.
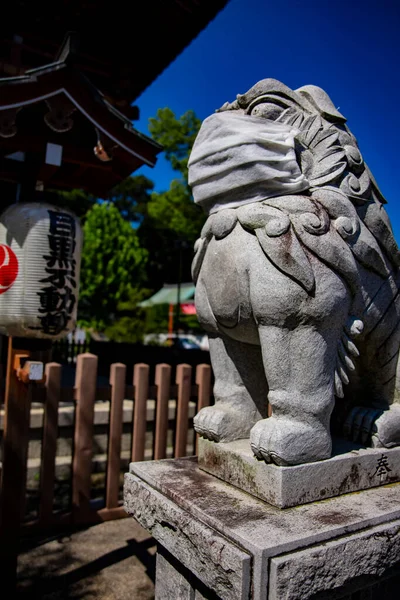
[142,108,205,288]
[103,287,153,343]
[57,106,205,338]
[107,174,154,224]
[78,203,147,329]
[148,108,201,183]
[148,179,203,242]
[139,180,205,287]
[56,189,97,220]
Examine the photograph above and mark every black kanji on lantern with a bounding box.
[38,285,76,315]
[40,268,76,289]
[31,210,77,335]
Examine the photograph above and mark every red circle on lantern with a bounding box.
[0,244,19,294]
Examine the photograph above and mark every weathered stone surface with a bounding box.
[269,519,400,600]
[155,549,220,600]
[124,469,251,600]
[155,552,195,600]
[198,437,400,507]
[188,78,400,467]
[126,457,400,600]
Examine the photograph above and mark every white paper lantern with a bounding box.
[0,202,82,338]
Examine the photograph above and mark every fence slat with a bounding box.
[175,364,192,458]
[39,362,62,524]
[106,363,126,509]
[196,364,211,411]
[154,363,172,460]
[72,353,98,519]
[131,363,149,462]
[0,338,32,587]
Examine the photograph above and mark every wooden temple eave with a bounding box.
[1,1,230,105]
[0,150,140,201]
[0,57,163,198]
[0,62,161,167]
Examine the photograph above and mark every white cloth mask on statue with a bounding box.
[188,112,310,214]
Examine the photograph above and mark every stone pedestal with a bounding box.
[124,456,400,600]
[198,437,400,508]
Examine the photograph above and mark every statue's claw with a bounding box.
[250,416,331,466]
[259,449,273,463]
[194,404,261,443]
[250,442,271,462]
[250,445,262,460]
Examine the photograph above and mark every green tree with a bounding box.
[56,107,206,337]
[106,174,154,224]
[148,108,201,183]
[103,287,154,343]
[147,180,203,242]
[78,202,148,330]
[53,175,154,224]
[56,188,97,220]
[55,108,204,290]
[140,108,206,288]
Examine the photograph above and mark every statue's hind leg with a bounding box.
[194,333,268,442]
[343,292,400,447]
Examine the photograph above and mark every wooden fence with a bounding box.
[51,337,90,365]
[0,352,212,587]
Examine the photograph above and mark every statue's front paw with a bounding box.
[194,404,259,442]
[250,417,332,466]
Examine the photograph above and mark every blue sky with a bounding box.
[134,0,400,239]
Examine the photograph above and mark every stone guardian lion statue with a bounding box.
[188,78,400,466]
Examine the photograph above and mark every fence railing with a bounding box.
[51,338,90,364]
[0,353,212,585]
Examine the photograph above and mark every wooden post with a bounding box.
[195,364,211,453]
[175,364,192,458]
[38,362,62,524]
[168,303,174,339]
[196,364,211,412]
[72,353,98,521]
[131,363,149,462]
[0,336,51,589]
[0,338,31,588]
[154,363,171,460]
[105,363,126,509]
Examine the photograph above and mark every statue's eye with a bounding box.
[249,102,283,121]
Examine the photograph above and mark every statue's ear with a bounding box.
[215,100,240,112]
[295,85,346,123]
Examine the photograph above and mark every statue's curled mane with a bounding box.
[191,79,400,296]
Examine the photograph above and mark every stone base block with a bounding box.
[198,437,400,508]
[124,457,400,600]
